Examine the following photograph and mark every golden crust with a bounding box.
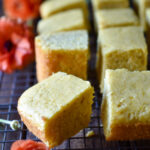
[106,124,150,141]
[17,109,48,146]
[101,92,150,141]
[35,44,88,82]
[101,69,150,141]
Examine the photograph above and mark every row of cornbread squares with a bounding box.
[92,0,150,141]
[17,0,150,148]
[18,0,94,148]
[92,0,148,92]
[36,0,90,82]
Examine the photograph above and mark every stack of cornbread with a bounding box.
[17,0,150,149]
[36,0,90,82]
[18,0,94,149]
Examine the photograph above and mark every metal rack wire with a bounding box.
[0,0,150,149]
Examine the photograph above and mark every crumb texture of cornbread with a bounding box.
[18,72,94,148]
[40,0,88,19]
[35,30,89,82]
[97,26,148,92]
[37,9,87,34]
[95,8,139,29]
[92,0,129,10]
[101,69,150,141]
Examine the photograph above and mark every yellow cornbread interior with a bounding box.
[40,0,88,19]
[37,9,87,34]
[95,8,139,30]
[101,69,150,140]
[45,87,93,147]
[18,72,94,148]
[35,30,89,81]
[97,26,147,92]
[92,0,129,10]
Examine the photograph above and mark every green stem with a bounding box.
[0,119,11,125]
[0,119,21,130]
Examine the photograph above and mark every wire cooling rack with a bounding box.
[1,0,150,150]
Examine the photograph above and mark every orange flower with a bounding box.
[3,0,42,21]
[11,140,50,150]
[0,17,34,73]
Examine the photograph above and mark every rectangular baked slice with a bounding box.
[101,69,150,141]
[97,26,148,92]
[40,0,88,19]
[18,72,94,148]
[35,30,89,82]
[37,9,87,34]
[95,8,139,30]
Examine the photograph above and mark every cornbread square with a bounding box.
[18,72,94,148]
[35,30,89,82]
[101,69,150,141]
[97,26,148,92]
[134,0,150,31]
[37,9,87,34]
[40,0,88,19]
[95,8,139,30]
[92,0,129,11]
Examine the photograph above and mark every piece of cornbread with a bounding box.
[97,26,148,92]
[35,30,89,82]
[101,69,150,141]
[95,8,139,30]
[92,0,129,11]
[37,9,87,34]
[40,0,88,19]
[18,72,94,148]
[133,0,150,31]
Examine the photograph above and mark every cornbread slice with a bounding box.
[92,0,129,11]
[97,26,148,92]
[18,72,94,148]
[35,30,89,82]
[95,8,139,30]
[133,0,150,31]
[40,0,88,19]
[37,9,87,34]
[101,69,150,141]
